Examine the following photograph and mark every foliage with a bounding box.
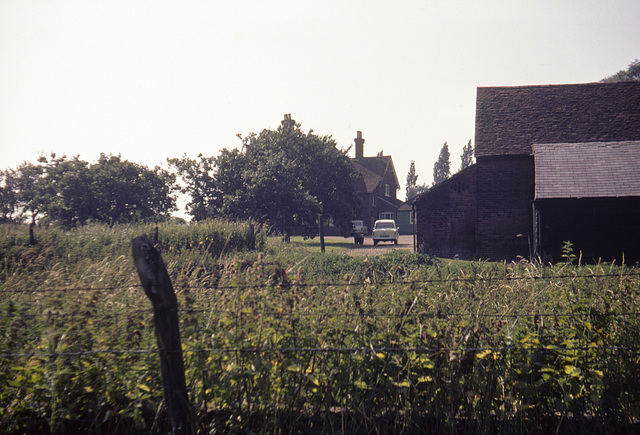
[601,59,640,82]
[170,120,361,235]
[562,240,577,265]
[459,139,474,171]
[405,160,428,201]
[167,154,221,222]
[0,154,177,226]
[1,223,640,433]
[0,220,265,285]
[432,142,451,185]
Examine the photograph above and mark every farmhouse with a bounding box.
[413,81,640,262]
[351,131,402,233]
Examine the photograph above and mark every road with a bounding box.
[337,235,414,256]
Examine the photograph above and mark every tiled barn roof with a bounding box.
[475,82,640,157]
[534,141,640,199]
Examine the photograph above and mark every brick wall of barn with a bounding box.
[476,155,535,260]
[414,165,476,258]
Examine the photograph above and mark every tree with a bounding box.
[601,59,640,82]
[433,142,451,185]
[168,154,221,221]
[225,122,361,237]
[174,119,361,238]
[459,139,474,171]
[405,160,428,201]
[0,169,18,222]
[88,154,177,225]
[3,160,47,223]
[0,154,177,226]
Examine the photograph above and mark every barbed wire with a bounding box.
[2,271,639,294]
[1,344,638,359]
[6,305,640,321]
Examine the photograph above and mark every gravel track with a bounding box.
[335,235,414,256]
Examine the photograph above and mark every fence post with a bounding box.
[131,235,193,434]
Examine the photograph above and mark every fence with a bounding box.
[1,246,640,433]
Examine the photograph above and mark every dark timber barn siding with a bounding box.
[534,198,640,263]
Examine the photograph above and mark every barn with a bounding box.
[413,81,640,262]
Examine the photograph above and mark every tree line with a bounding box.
[0,153,176,227]
[0,119,361,234]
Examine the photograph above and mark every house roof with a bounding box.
[352,156,400,194]
[534,141,640,199]
[475,82,640,157]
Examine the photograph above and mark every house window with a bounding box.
[409,211,414,224]
[379,212,395,220]
[372,196,376,206]
[385,184,390,197]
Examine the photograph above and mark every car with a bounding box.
[351,220,367,235]
[372,219,399,246]
[351,220,366,244]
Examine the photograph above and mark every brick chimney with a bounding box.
[354,131,365,158]
[281,113,295,129]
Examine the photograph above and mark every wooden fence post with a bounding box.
[131,235,193,434]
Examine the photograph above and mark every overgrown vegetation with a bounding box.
[0,154,177,226]
[1,221,639,433]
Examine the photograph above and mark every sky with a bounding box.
[1,0,639,207]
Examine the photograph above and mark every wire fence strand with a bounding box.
[2,271,639,294]
[2,344,638,359]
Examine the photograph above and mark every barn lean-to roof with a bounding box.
[534,140,640,199]
[475,81,640,157]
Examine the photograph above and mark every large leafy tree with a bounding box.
[405,160,428,201]
[433,142,451,185]
[222,122,361,235]
[39,155,94,225]
[88,154,176,224]
[173,119,361,236]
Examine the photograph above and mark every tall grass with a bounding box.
[1,222,639,433]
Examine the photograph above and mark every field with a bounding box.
[1,221,639,434]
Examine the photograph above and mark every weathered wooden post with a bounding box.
[131,235,192,434]
[248,217,255,250]
[29,222,36,245]
[318,213,325,253]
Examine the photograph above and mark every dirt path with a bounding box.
[336,235,414,256]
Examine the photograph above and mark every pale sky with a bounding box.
[1,0,639,204]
